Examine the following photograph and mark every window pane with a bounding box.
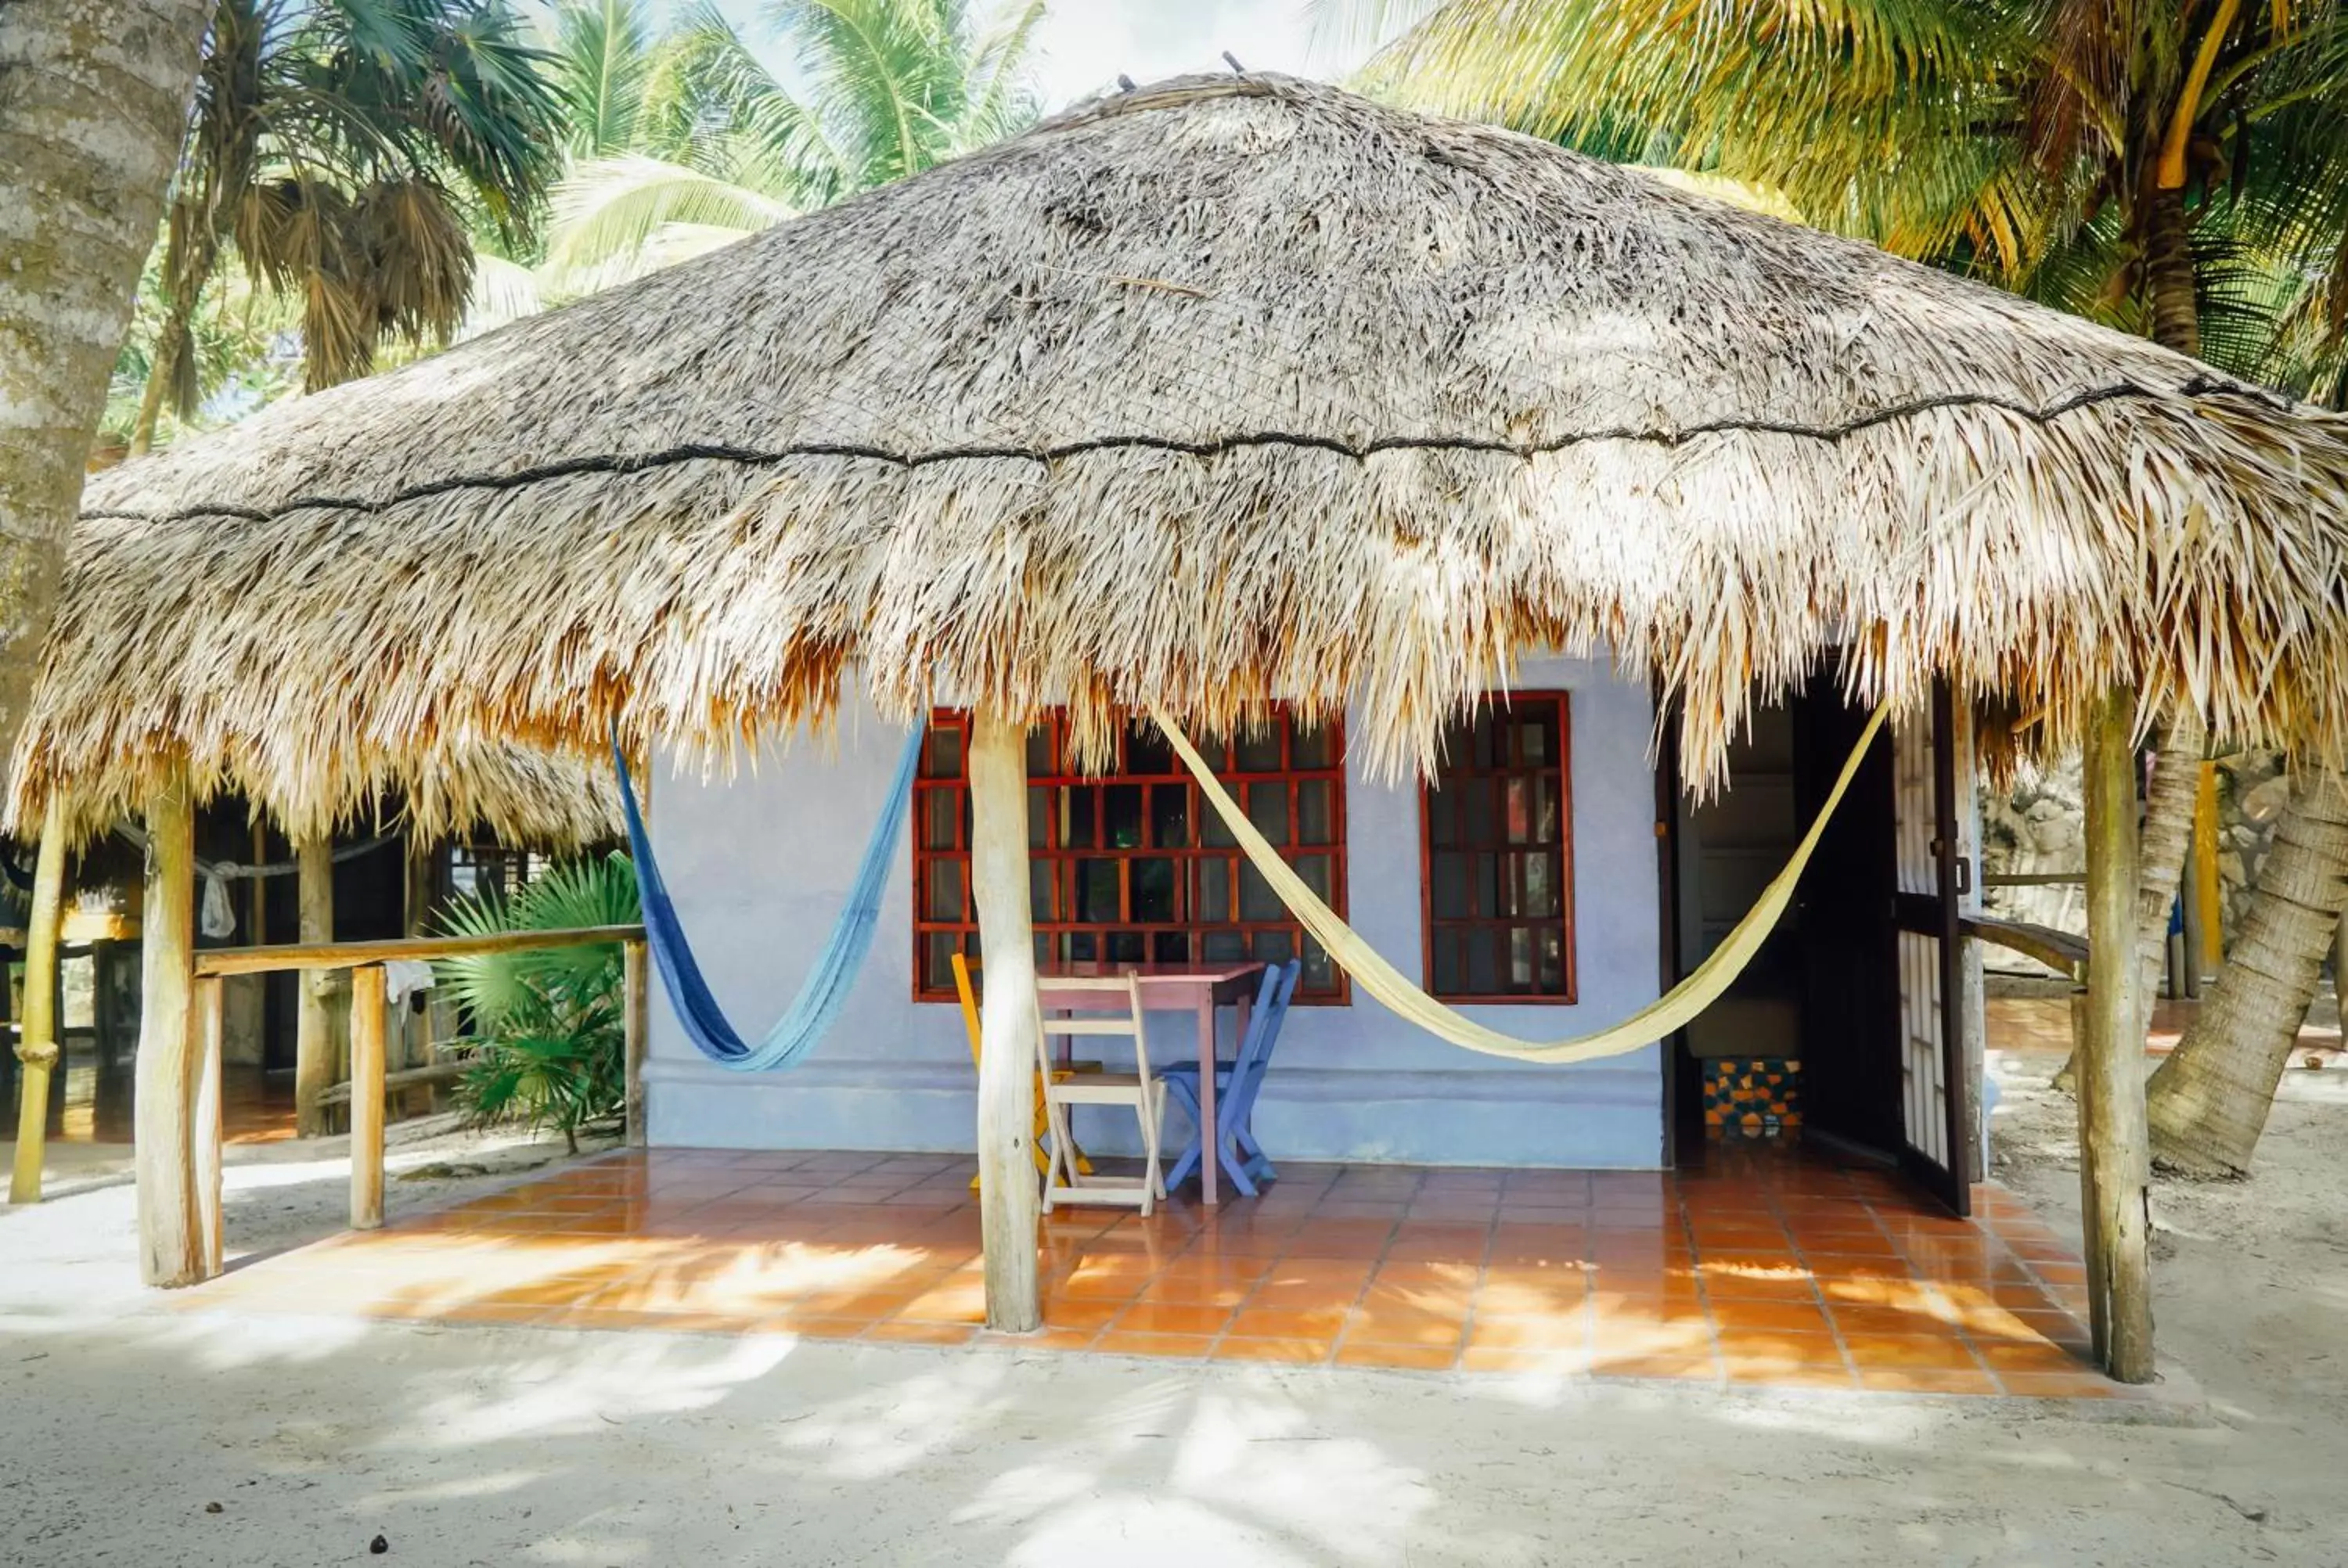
[1125,726,1173,775]
[924,724,963,779]
[1298,779,1335,844]
[1291,723,1334,770]
[924,932,960,994]
[1532,775,1561,843]
[1522,852,1560,917]
[1201,929,1246,962]
[1025,727,1055,776]
[1028,861,1053,921]
[1194,859,1231,922]
[1246,782,1289,843]
[1427,782,1458,849]
[921,789,959,851]
[1028,786,1050,848]
[1504,777,1531,844]
[1539,927,1565,992]
[1431,851,1470,919]
[926,859,963,922]
[1510,926,1533,989]
[1152,930,1190,964]
[1466,930,1500,994]
[1073,859,1119,922]
[1132,858,1176,922]
[1151,783,1188,848]
[1067,930,1098,962]
[1065,788,1096,849]
[1252,929,1295,964]
[1431,933,1463,996]
[1302,936,1334,991]
[1238,861,1281,921]
[1107,930,1146,964]
[1201,799,1237,847]
[1464,778,1496,844]
[1105,784,1144,848]
[1297,854,1334,901]
[1235,727,1284,772]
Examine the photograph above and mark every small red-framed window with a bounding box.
[910,709,1349,1004]
[1420,693,1576,1002]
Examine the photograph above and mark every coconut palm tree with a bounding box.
[1338,0,2348,1172]
[538,0,1046,291]
[127,0,564,455]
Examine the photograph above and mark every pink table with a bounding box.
[1035,961,1267,1205]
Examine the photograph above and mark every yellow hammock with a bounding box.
[1151,703,1890,1066]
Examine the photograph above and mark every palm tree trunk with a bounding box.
[2054,709,2205,1090]
[128,301,196,459]
[2048,187,2209,1091]
[2145,772,2348,1174]
[0,0,212,789]
[2132,179,2348,1173]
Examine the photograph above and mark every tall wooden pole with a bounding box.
[2080,688,2156,1382]
[193,974,224,1275]
[2192,762,2224,977]
[623,937,649,1148]
[348,962,386,1229]
[135,772,207,1286]
[8,798,67,1203]
[294,833,340,1136]
[967,710,1042,1332]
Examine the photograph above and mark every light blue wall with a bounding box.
[643,654,1666,1167]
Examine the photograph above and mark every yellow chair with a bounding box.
[954,952,1092,1190]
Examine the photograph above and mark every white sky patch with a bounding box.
[1028,1,1335,107]
[683,1,1363,110]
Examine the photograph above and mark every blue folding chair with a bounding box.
[1159,958,1300,1197]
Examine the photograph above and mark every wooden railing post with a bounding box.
[349,963,387,1229]
[8,798,67,1204]
[193,975,225,1275]
[294,833,343,1137]
[623,938,648,1148]
[135,772,206,1286]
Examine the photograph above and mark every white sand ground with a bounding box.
[3,1064,2346,1567]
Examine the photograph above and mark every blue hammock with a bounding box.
[614,730,924,1072]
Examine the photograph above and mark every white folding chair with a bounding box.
[1036,974,1167,1215]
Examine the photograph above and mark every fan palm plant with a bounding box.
[537,0,1046,292]
[127,0,564,455]
[437,853,641,1153]
[1338,0,2348,1175]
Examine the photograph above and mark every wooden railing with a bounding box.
[186,924,649,1249]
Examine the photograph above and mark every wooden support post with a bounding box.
[193,975,225,1275]
[135,775,207,1286]
[2193,762,2224,977]
[294,833,340,1136]
[2080,688,2156,1382]
[624,937,649,1148]
[349,963,387,1229]
[8,799,67,1203]
[968,710,1042,1332]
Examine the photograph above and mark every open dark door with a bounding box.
[1890,682,1972,1215]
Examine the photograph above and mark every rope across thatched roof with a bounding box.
[27,73,2348,822]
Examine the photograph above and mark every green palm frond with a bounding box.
[540,153,796,283]
[546,0,655,156]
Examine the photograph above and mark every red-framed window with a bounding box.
[1421,693,1576,1002]
[911,710,1348,1004]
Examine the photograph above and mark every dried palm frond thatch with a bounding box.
[27,74,2348,829]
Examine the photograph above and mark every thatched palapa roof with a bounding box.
[29,73,2348,821]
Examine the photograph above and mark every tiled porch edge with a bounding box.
[178,1147,2147,1402]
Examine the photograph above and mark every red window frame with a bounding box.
[910,708,1349,1004]
[1419,692,1577,1004]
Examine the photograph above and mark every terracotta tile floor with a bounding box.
[182,1142,2146,1401]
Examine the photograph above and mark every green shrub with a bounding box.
[437,853,640,1153]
